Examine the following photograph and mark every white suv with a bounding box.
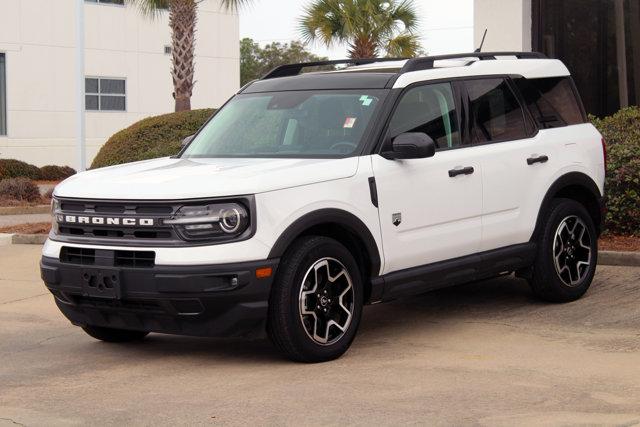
[41,52,606,362]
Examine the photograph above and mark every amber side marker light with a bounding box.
[255,267,273,279]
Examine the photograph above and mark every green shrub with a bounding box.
[39,165,76,181]
[91,109,215,169]
[591,107,640,235]
[0,177,41,202]
[0,159,42,180]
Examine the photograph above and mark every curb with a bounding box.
[0,205,50,215]
[0,233,48,246]
[599,251,640,267]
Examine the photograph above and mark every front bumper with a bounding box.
[40,255,279,338]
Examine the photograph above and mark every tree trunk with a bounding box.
[348,36,378,59]
[169,0,197,112]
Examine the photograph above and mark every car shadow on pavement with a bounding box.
[91,274,542,363]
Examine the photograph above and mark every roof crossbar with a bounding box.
[262,57,408,80]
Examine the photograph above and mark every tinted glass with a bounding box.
[466,79,528,143]
[514,77,585,128]
[388,83,461,150]
[85,78,99,94]
[183,90,386,158]
[100,79,126,94]
[85,95,99,111]
[100,95,126,111]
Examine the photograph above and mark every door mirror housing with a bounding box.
[382,132,436,160]
[181,134,195,148]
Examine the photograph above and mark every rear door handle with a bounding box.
[527,155,549,165]
[448,166,475,177]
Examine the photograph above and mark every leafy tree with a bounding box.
[299,0,421,59]
[241,38,328,85]
[127,0,253,111]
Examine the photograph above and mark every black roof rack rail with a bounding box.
[399,51,547,73]
[262,57,408,80]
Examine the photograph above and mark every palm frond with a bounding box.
[219,0,254,12]
[124,0,170,19]
[384,33,421,58]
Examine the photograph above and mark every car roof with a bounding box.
[240,52,572,94]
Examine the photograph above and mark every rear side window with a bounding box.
[465,79,529,143]
[514,77,585,128]
[387,83,461,150]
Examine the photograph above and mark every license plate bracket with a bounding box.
[81,268,122,300]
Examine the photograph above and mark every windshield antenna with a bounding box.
[475,29,488,53]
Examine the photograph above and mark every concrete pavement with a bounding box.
[1,245,639,426]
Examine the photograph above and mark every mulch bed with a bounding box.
[0,222,51,235]
[599,234,640,252]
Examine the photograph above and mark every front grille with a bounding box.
[54,198,182,245]
[60,247,156,268]
[60,247,96,265]
[72,295,165,314]
[115,250,156,268]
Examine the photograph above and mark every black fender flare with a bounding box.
[531,171,604,240]
[268,208,382,278]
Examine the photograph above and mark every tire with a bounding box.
[529,198,598,302]
[82,325,149,343]
[267,236,364,363]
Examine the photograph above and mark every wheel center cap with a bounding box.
[320,296,329,307]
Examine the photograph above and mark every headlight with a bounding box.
[164,202,250,241]
[51,197,61,234]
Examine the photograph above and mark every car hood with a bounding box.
[54,157,360,200]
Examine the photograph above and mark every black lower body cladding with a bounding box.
[40,255,279,338]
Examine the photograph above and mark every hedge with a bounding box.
[591,107,640,236]
[39,165,76,181]
[0,159,42,180]
[91,109,215,169]
[0,177,41,202]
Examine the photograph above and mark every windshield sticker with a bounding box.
[360,95,373,106]
[344,117,357,128]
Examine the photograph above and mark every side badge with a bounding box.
[392,213,402,227]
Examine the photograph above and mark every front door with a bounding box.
[371,82,483,275]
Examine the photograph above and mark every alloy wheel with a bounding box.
[298,257,354,346]
[553,215,592,287]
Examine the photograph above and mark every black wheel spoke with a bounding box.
[553,215,592,287]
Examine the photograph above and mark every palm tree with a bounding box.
[127,0,252,111]
[299,0,421,59]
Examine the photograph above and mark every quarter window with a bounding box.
[85,77,126,112]
[465,79,529,143]
[514,77,585,128]
[0,53,6,135]
[387,83,461,150]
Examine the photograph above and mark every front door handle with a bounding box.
[448,166,475,177]
[527,155,549,165]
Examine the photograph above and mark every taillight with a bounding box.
[601,137,607,173]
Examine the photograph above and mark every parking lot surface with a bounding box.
[1,245,639,426]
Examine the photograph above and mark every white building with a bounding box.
[0,0,239,168]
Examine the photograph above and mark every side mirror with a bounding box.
[181,134,194,148]
[382,132,436,160]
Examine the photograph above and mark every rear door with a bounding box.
[371,82,483,274]
[462,77,559,252]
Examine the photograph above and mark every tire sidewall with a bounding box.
[538,199,598,301]
[278,237,363,361]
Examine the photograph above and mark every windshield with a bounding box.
[181,90,387,158]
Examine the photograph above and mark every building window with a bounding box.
[0,53,6,136]
[85,0,125,5]
[86,77,126,112]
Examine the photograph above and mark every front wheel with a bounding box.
[267,236,363,363]
[529,198,598,302]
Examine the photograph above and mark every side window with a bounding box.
[387,83,461,150]
[514,77,585,128]
[465,79,529,143]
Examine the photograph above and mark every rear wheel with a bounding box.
[82,325,149,343]
[267,236,363,363]
[529,198,598,302]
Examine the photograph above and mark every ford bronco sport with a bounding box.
[41,52,606,362]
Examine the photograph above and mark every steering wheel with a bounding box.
[330,141,357,153]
